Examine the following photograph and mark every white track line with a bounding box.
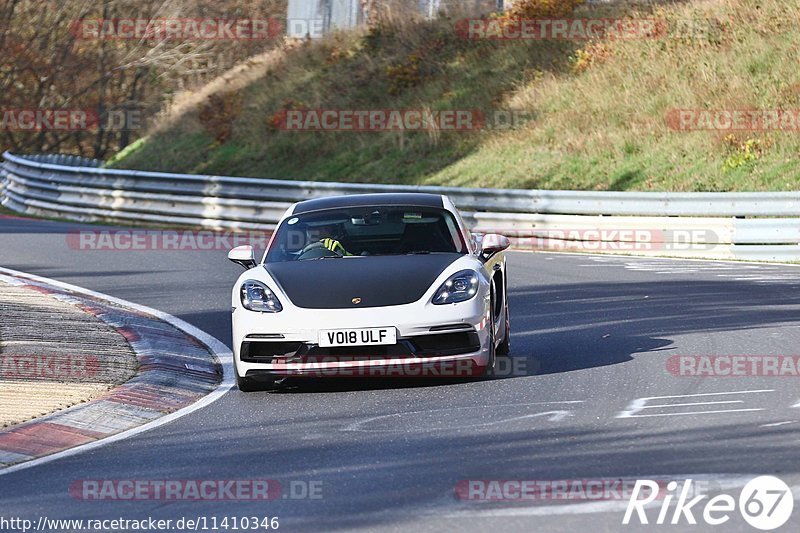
[0,266,234,478]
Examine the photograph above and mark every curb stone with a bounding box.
[0,272,223,468]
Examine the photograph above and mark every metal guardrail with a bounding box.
[1,151,799,261]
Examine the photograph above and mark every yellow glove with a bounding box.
[322,238,348,255]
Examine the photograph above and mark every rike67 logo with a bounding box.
[624,476,794,530]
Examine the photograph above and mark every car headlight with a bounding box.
[240,280,283,313]
[432,270,480,305]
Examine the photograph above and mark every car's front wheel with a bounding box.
[475,299,497,378]
[496,297,511,356]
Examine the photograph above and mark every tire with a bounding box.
[496,298,511,356]
[476,296,497,378]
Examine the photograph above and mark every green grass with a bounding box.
[112,0,800,192]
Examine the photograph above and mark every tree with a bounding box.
[0,0,285,158]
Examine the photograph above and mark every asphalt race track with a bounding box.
[1,216,799,532]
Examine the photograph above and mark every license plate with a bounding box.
[319,327,397,348]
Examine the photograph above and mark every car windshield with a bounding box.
[266,206,467,262]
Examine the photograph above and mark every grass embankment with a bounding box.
[113,0,800,192]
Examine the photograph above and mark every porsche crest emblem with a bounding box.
[351,297,362,305]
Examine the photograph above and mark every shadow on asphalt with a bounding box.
[1,417,797,531]
[512,277,800,376]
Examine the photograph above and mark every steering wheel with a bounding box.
[297,241,343,260]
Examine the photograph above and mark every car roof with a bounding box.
[291,193,445,215]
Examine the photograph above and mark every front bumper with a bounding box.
[233,298,492,379]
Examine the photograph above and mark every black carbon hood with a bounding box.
[265,254,463,309]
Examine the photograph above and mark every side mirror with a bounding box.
[228,245,257,270]
[480,233,510,257]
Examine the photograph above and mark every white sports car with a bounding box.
[227,193,511,391]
